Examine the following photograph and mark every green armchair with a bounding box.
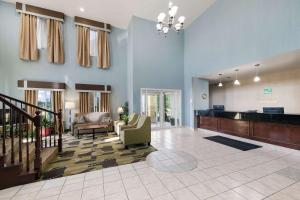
[120,115,151,148]
[114,113,139,135]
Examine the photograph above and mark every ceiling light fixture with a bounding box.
[234,69,240,85]
[254,64,261,82]
[156,1,185,36]
[80,7,85,12]
[218,74,223,87]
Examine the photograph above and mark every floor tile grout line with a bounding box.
[118,166,130,200]
[260,180,300,200]
[150,135,298,199]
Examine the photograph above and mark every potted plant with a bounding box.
[41,117,53,137]
[122,115,129,125]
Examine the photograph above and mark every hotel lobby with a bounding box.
[0,0,300,199]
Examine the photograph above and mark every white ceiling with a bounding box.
[4,0,216,29]
[199,49,300,84]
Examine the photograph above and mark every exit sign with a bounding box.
[264,87,272,94]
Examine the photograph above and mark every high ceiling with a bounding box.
[4,0,216,29]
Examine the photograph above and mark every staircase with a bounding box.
[0,93,63,189]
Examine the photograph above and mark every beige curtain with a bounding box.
[24,90,37,116]
[76,26,90,67]
[19,13,39,61]
[51,91,63,113]
[51,91,63,132]
[47,19,64,64]
[97,31,111,68]
[100,93,110,113]
[79,92,90,113]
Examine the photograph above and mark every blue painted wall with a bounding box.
[2,0,299,127]
[0,1,128,119]
[128,16,184,120]
[184,0,300,127]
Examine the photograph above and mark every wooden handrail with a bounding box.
[0,93,58,115]
[0,94,64,182]
[0,96,34,121]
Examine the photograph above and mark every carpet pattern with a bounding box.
[42,132,156,179]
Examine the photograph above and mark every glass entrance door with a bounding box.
[141,89,181,128]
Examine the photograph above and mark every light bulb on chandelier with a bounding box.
[156,1,186,36]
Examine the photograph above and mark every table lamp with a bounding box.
[117,106,124,120]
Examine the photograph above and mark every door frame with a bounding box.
[140,88,182,129]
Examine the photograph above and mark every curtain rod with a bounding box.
[17,87,65,91]
[76,90,112,93]
[75,22,111,33]
[16,9,64,22]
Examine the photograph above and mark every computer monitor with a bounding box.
[263,107,284,114]
[213,105,225,111]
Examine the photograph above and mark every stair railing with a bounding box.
[0,93,63,152]
[0,96,42,175]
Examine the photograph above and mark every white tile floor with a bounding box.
[1,128,300,200]
[146,150,198,172]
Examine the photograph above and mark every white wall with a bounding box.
[210,67,300,114]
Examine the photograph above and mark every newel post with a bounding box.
[58,109,63,152]
[34,110,42,177]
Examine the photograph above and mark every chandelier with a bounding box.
[156,2,186,36]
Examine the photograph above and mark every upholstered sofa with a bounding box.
[72,112,113,135]
[114,113,139,135]
[120,115,151,148]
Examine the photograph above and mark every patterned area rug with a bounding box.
[42,132,156,180]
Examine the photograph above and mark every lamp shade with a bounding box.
[157,12,166,22]
[65,101,75,109]
[178,16,185,24]
[117,107,124,114]
[169,6,178,17]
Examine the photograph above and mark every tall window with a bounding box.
[37,18,47,49]
[89,92,101,112]
[94,92,100,112]
[90,30,98,57]
[38,90,52,118]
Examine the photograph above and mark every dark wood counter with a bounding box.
[196,110,300,150]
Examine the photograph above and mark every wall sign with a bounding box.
[264,87,272,95]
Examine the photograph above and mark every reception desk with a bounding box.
[195,110,300,150]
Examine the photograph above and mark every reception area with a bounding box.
[194,50,300,150]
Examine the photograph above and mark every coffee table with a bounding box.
[77,124,109,139]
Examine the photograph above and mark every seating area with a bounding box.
[72,112,113,138]
[1,0,300,199]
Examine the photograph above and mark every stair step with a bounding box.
[0,170,36,190]
[29,147,58,172]
[0,164,22,177]
[0,138,20,157]
[3,141,35,168]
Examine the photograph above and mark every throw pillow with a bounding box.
[102,117,111,124]
[77,115,86,124]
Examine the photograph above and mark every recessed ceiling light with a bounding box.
[80,7,85,12]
